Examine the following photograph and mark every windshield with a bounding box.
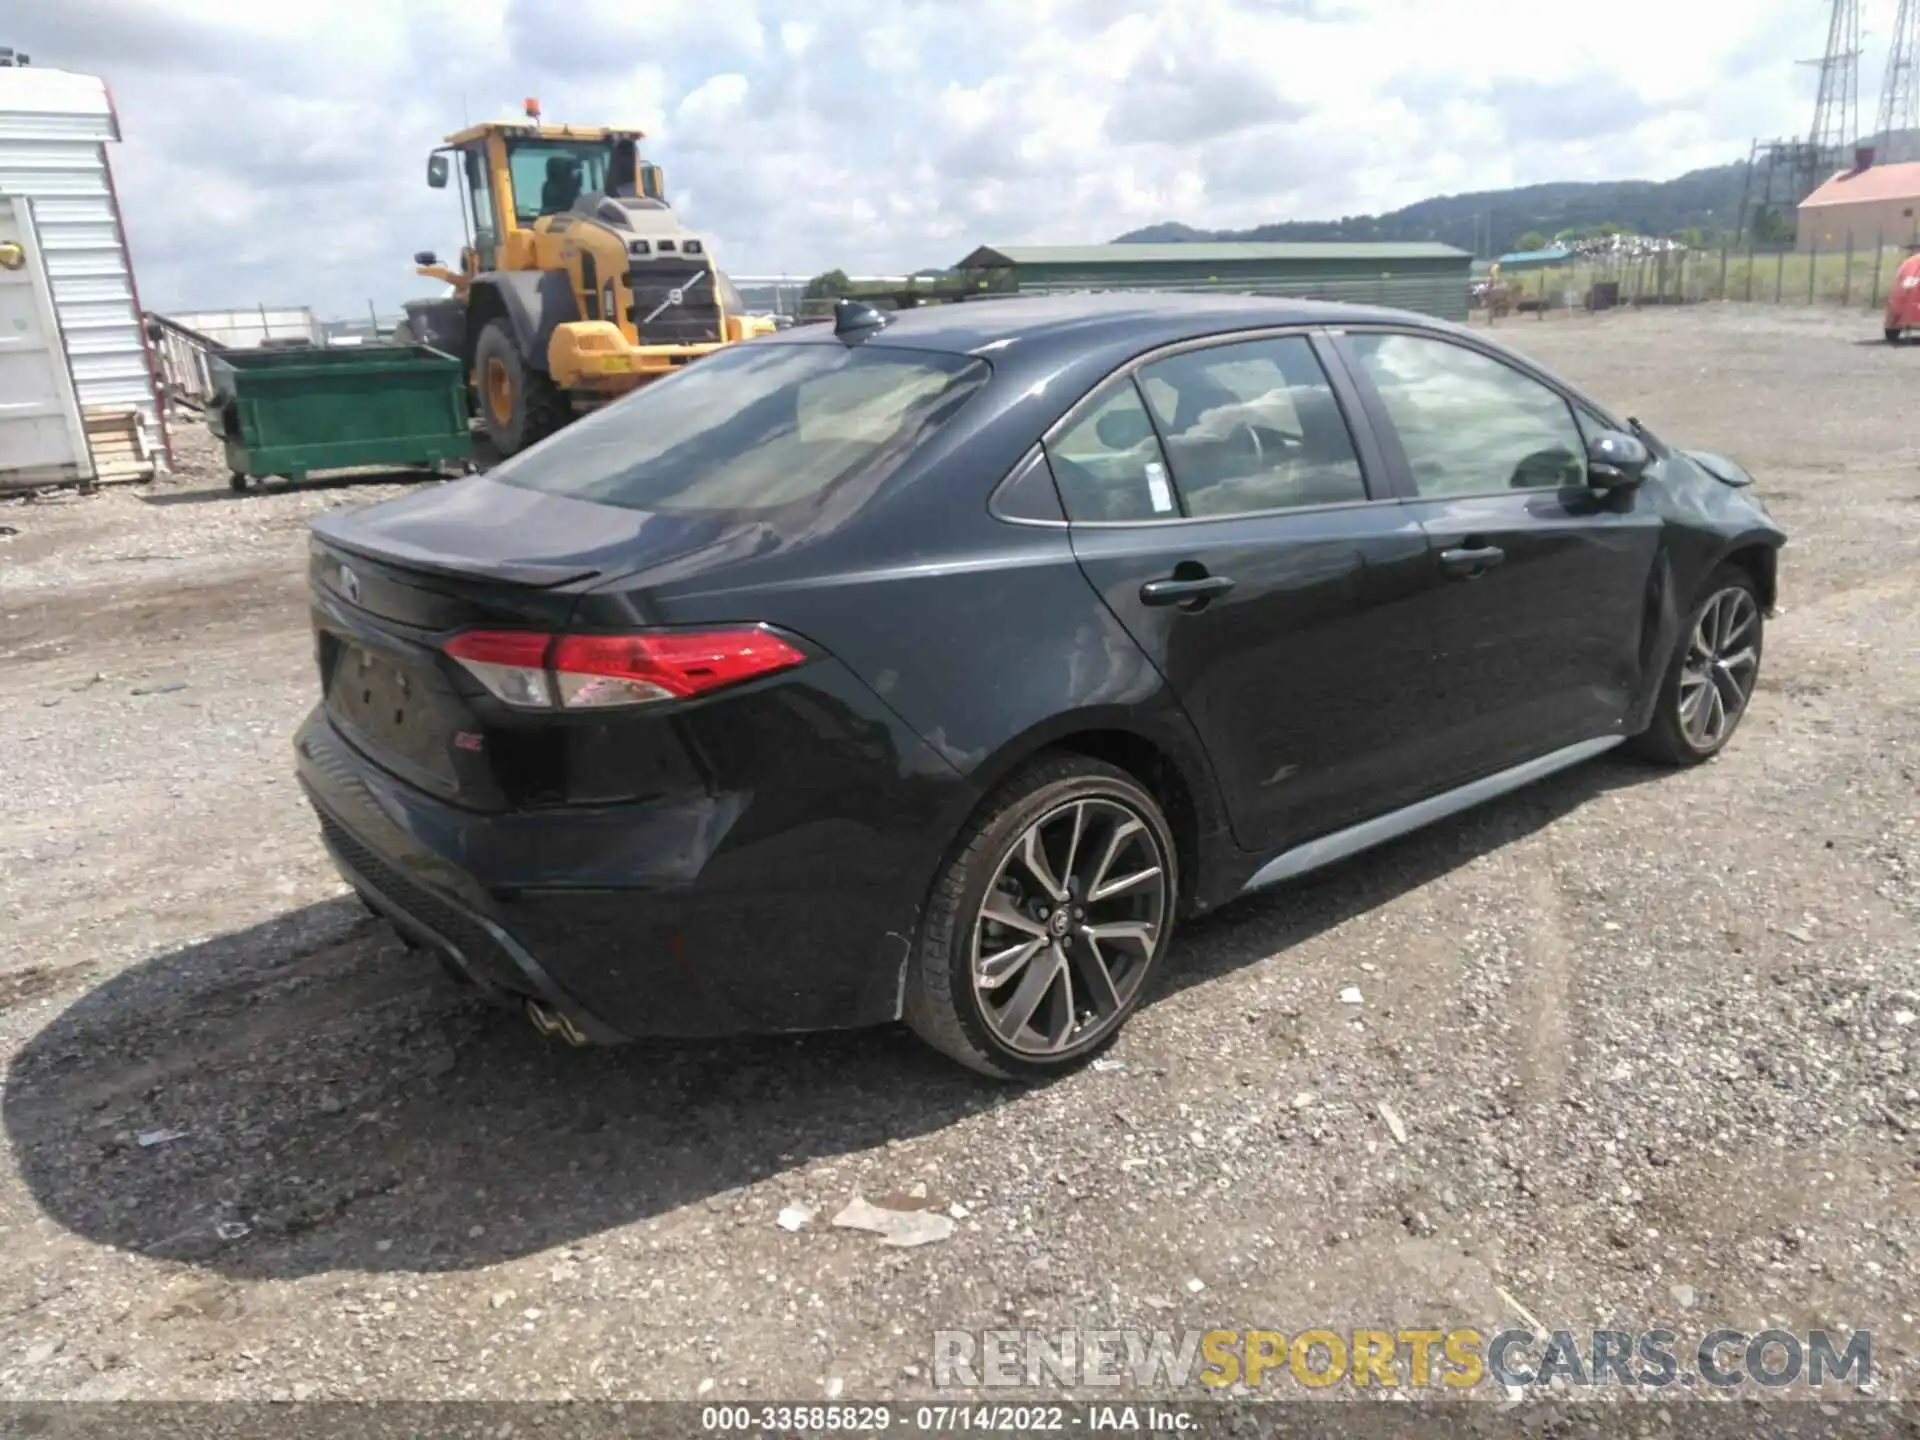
[489,342,990,515]
[507,140,610,222]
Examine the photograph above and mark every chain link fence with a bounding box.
[1482,234,1915,319]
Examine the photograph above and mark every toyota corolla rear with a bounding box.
[294,335,990,1042]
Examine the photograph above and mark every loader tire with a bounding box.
[474,318,566,457]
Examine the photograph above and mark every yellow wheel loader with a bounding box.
[396,101,776,457]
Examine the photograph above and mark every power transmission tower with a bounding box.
[1876,0,1920,160]
[1804,0,1862,171]
[1738,0,1867,243]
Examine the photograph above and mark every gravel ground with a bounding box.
[0,306,1914,1405]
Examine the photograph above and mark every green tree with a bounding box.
[803,268,851,299]
[1672,226,1705,249]
[1516,230,1550,251]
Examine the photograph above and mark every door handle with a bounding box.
[1140,573,1236,608]
[1438,544,1505,578]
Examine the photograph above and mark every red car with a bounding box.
[1885,251,1920,342]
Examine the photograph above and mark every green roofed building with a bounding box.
[955,242,1474,323]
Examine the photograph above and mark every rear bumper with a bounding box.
[294,700,962,1042]
[297,713,625,1041]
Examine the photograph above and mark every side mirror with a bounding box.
[1586,429,1651,491]
[426,154,450,189]
[413,250,438,267]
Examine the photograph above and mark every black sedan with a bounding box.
[295,293,1784,1077]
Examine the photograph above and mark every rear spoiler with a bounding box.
[308,517,599,589]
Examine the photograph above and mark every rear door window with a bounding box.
[1045,380,1178,523]
[1136,336,1369,516]
[490,342,988,514]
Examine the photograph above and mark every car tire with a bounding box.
[473,317,566,457]
[903,754,1179,1079]
[1886,326,1903,345]
[1630,564,1765,766]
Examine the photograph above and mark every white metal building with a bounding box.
[165,306,322,349]
[0,64,165,490]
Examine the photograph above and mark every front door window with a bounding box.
[505,141,612,222]
[1344,332,1585,496]
[462,147,496,270]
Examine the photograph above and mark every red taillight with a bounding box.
[549,630,808,706]
[442,626,807,710]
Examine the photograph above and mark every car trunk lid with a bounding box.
[306,478,732,809]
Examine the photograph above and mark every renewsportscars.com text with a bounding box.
[931,1327,1872,1392]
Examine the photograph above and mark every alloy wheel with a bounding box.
[970,797,1168,1057]
[1678,585,1760,750]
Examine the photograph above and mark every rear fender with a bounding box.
[940,705,1240,914]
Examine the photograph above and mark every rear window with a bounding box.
[489,341,989,514]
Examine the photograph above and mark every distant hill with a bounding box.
[1113,161,1755,253]
[1118,135,1920,252]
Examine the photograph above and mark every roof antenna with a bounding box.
[833,297,890,340]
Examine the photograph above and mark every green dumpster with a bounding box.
[208,343,473,490]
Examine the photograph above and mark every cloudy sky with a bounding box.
[12,0,1863,318]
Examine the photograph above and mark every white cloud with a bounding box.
[13,0,1856,316]
[676,73,752,128]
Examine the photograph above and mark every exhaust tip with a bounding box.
[525,998,590,1047]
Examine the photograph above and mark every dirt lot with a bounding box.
[0,305,1914,1405]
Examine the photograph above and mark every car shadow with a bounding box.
[3,752,1663,1281]
[3,898,1001,1282]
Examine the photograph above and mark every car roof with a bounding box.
[793,292,1455,359]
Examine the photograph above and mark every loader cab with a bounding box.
[428,127,668,277]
